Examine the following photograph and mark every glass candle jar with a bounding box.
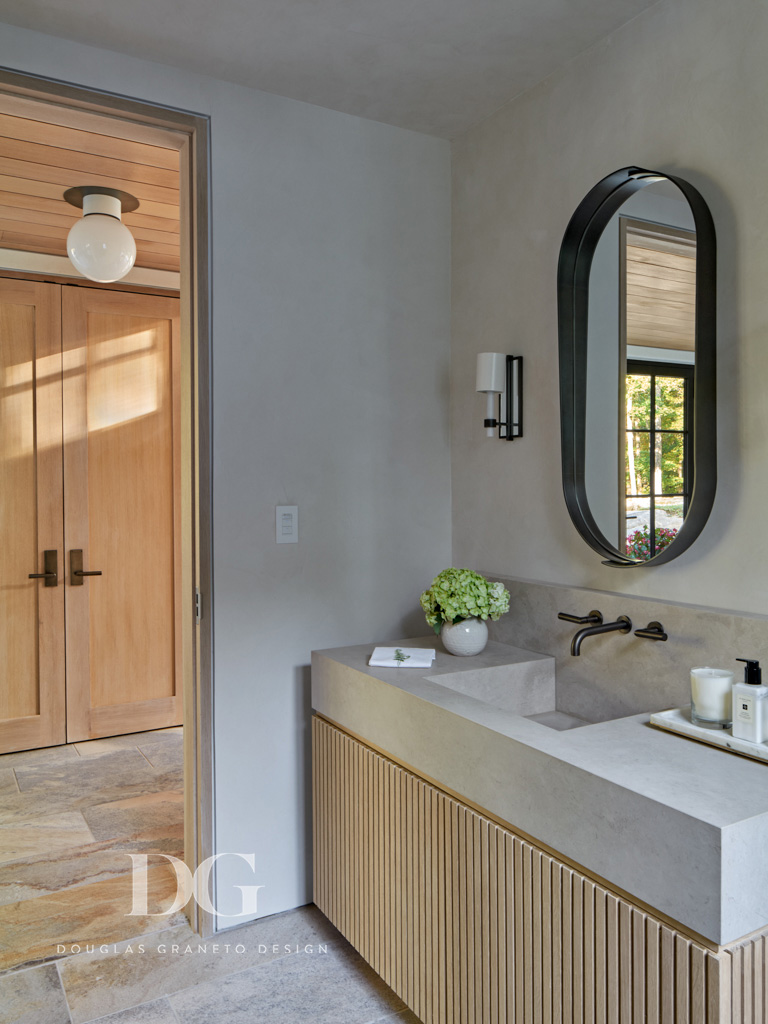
[690,667,734,728]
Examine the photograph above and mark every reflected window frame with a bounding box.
[623,360,694,559]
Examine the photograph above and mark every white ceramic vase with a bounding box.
[440,617,488,656]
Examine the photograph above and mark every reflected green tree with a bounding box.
[625,375,686,497]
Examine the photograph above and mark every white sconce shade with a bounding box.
[476,352,507,393]
[64,187,139,283]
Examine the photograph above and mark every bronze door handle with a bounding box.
[70,549,103,586]
[29,550,58,587]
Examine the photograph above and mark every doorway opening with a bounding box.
[0,67,213,957]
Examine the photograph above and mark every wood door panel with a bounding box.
[85,310,175,708]
[0,280,65,752]
[88,697,179,737]
[0,302,37,718]
[63,288,181,741]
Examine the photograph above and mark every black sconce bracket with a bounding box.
[484,355,523,440]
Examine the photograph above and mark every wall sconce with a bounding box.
[63,186,139,283]
[476,352,523,440]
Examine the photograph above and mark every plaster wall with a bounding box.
[451,0,768,615]
[0,24,452,926]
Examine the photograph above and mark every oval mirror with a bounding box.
[558,167,716,566]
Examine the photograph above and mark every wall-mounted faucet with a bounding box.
[558,609,632,656]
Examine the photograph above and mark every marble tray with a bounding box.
[650,706,768,764]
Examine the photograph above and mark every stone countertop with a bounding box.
[311,637,768,947]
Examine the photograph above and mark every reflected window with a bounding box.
[624,361,693,559]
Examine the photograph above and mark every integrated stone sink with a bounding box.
[349,635,618,728]
[423,661,594,728]
[417,637,594,728]
[422,643,555,715]
[312,633,768,944]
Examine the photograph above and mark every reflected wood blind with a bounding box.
[623,219,696,351]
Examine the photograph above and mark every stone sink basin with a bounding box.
[417,637,594,729]
[317,635,646,732]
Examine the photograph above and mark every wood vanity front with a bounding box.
[311,640,768,1024]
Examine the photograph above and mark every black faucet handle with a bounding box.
[558,609,603,625]
[634,621,668,641]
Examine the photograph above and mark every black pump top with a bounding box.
[737,658,762,685]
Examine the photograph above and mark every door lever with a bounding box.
[29,549,58,587]
[70,549,103,586]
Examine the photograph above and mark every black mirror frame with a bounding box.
[557,166,717,567]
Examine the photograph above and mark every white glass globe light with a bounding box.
[66,192,137,283]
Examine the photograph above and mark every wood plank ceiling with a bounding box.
[0,103,180,274]
[625,222,696,352]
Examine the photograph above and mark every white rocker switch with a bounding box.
[276,505,298,543]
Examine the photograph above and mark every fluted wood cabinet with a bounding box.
[313,714,768,1024]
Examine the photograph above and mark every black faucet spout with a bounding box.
[571,615,632,656]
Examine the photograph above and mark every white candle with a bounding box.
[691,667,733,724]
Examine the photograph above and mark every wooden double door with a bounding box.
[0,278,182,753]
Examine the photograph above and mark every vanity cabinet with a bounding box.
[313,715,765,1024]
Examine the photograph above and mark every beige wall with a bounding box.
[451,0,768,615]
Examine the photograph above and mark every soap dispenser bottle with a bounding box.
[732,659,768,743]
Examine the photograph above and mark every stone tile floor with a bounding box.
[0,729,185,973]
[0,731,421,1023]
[0,906,421,1024]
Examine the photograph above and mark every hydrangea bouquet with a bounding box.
[420,568,510,635]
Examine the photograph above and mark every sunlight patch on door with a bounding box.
[86,327,162,431]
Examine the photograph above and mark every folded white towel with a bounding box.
[369,646,436,668]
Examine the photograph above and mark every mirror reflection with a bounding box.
[585,180,697,561]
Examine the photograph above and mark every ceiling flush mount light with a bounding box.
[476,352,523,440]
[63,186,140,283]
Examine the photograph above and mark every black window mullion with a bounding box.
[649,373,657,555]
[683,375,693,517]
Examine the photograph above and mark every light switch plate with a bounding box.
[276,505,298,543]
